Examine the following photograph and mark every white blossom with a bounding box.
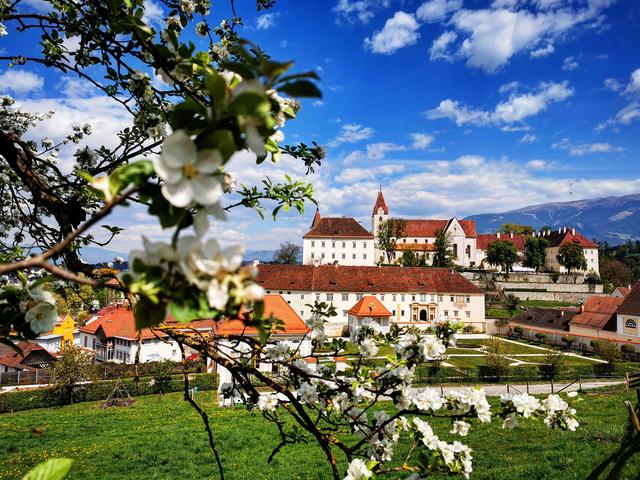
[25,302,57,334]
[265,342,291,362]
[154,130,223,208]
[258,394,279,412]
[196,21,209,37]
[450,420,471,437]
[344,458,373,480]
[0,24,7,37]
[296,382,318,404]
[413,388,444,412]
[359,338,378,358]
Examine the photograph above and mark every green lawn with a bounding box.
[1,389,640,479]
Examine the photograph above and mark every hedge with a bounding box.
[0,373,218,414]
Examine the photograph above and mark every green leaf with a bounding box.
[197,129,237,162]
[219,61,254,80]
[277,80,321,98]
[205,73,228,103]
[169,298,200,323]
[23,458,73,480]
[229,91,271,117]
[134,297,166,329]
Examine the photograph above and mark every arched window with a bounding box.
[625,319,637,329]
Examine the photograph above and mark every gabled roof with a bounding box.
[80,305,166,340]
[402,219,477,238]
[511,307,579,331]
[348,296,392,317]
[303,217,373,239]
[0,341,55,370]
[571,296,624,330]
[613,287,631,298]
[256,264,483,294]
[476,233,528,251]
[543,229,598,249]
[372,190,389,215]
[618,282,640,315]
[212,295,309,336]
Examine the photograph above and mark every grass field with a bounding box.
[1,388,640,479]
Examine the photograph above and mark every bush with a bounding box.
[513,326,524,338]
[539,350,566,380]
[561,336,575,349]
[462,325,476,333]
[550,272,560,283]
[593,339,623,365]
[0,372,217,413]
[534,332,546,344]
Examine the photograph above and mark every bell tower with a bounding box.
[371,188,389,236]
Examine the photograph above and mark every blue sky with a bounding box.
[1,0,639,254]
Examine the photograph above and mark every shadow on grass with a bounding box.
[586,401,640,480]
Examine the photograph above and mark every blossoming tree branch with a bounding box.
[0,1,580,479]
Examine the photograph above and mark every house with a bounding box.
[347,296,393,335]
[372,190,478,268]
[612,286,631,298]
[475,232,529,271]
[617,282,640,339]
[541,228,600,274]
[256,264,485,336]
[0,341,57,373]
[302,211,375,266]
[510,307,580,337]
[36,314,80,353]
[79,305,183,363]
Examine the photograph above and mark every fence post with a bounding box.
[440,385,444,396]
[507,384,510,394]
[0,371,2,386]
[550,378,554,394]
[17,370,20,384]
[526,381,529,395]
[579,377,582,393]
[35,369,38,383]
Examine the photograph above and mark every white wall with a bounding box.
[262,288,485,334]
[303,237,375,266]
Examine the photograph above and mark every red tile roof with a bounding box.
[618,282,640,315]
[256,264,483,294]
[212,295,309,336]
[511,307,579,331]
[310,209,321,228]
[615,287,631,298]
[80,305,165,340]
[402,219,477,238]
[372,191,389,215]
[394,242,437,252]
[476,233,528,251]
[542,229,598,249]
[348,296,392,317]
[0,341,53,371]
[570,296,624,330]
[303,217,373,239]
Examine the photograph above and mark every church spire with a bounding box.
[311,208,321,228]
[372,189,389,216]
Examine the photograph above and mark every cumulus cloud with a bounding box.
[256,12,280,30]
[416,0,462,22]
[335,164,405,183]
[329,123,374,146]
[429,31,458,61]
[364,11,420,54]
[333,0,391,24]
[410,133,435,149]
[552,138,625,156]
[526,159,551,170]
[530,43,555,58]
[0,69,44,95]
[426,81,573,126]
[366,142,406,160]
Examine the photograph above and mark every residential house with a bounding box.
[347,296,393,335]
[36,314,80,353]
[0,341,57,373]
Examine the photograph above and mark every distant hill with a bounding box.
[246,249,303,263]
[466,193,640,245]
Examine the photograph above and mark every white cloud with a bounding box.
[520,134,537,143]
[526,159,551,170]
[142,0,164,28]
[443,2,613,73]
[19,0,52,13]
[530,43,555,58]
[416,0,463,23]
[335,164,405,183]
[410,133,435,149]
[364,11,420,54]
[625,68,640,94]
[562,56,579,71]
[604,77,623,92]
[429,31,458,61]
[427,81,573,126]
[313,100,324,107]
[597,67,640,130]
[366,142,406,160]
[333,0,390,24]
[329,123,374,146]
[256,12,280,30]
[552,138,625,156]
[0,69,44,95]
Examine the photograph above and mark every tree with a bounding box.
[52,346,97,405]
[486,240,519,272]
[557,243,587,273]
[505,294,520,312]
[523,237,549,271]
[376,218,406,264]
[432,228,454,267]
[400,250,418,267]
[499,223,534,235]
[483,338,510,379]
[539,225,553,233]
[0,2,582,478]
[592,340,622,373]
[540,350,566,380]
[600,259,633,292]
[272,242,300,264]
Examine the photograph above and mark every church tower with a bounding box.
[371,188,389,236]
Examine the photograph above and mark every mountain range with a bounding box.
[466,193,640,245]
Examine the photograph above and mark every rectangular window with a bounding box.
[353,242,356,248]
[392,309,396,315]
[444,310,449,317]
[311,241,315,247]
[301,294,305,299]
[401,295,406,302]
[420,294,426,302]
[326,293,334,301]
[454,310,459,317]
[363,254,367,259]
[332,242,336,248]
[465,296,470,303]
[315,294,320,301]
[342,293,349,301]
[450,296,455,302]
[438,295,443,302]
[321,241,325,247]
[343,310,348,317]
[332,253,336,259]
[363,242,367,248]
[266,290,271,294]
[392,294,397,302]
[465,311,471,318]
[84,337,87,348]
[342,253,346,259]
[356,294,363,300]
[311,253,315,259]
[342,242,346,248]
[414,239,418,243]
[403,239,406,243]
[380,294,385,301]
[353,254,356,259]
[322,253,325,259]
[300,311,304,316]
[412,295,416,301]
[401,310,405,316]
[431,294,435,301]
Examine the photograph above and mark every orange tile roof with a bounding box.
[347,296,392,317]
[303,217,373,239]
[615,287,631,298]
[212,295,309,336]
[402,219,476,238]
[394,242,437,252]
[570,296,624,331]
[257,264,483,294]
[80,305,164,340]
[543,229,598,249]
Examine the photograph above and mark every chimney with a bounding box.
[580,304,584,313]
[510,232,514,238]
[571,228,575,235]
[558,227,562,234]
[546,229,550,236]
[560,310,565,317]
[496,232,501,239]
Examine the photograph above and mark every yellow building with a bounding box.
[36,314,77,353]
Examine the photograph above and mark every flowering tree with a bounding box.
[0,2,580,479]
